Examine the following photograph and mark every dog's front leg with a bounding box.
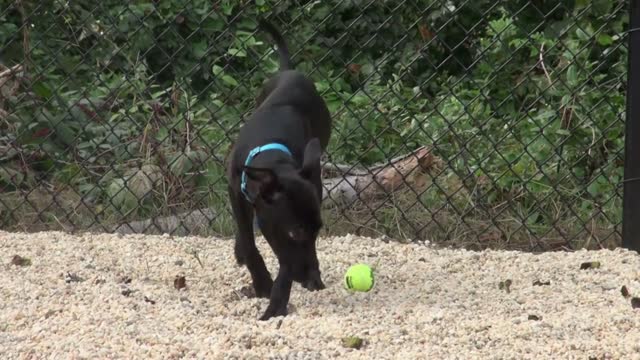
[259,266,293,321]
[229,186,273,298]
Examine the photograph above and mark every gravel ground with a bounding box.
[1,230,640,359]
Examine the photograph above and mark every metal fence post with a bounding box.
[623,0,640,251]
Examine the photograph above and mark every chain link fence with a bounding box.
[0,1,629,250]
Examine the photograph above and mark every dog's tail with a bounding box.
[258,19,293,71]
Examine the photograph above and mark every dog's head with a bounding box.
[243,138,325,290]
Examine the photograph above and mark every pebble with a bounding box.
[1,230,639,358]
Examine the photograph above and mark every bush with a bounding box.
[0,0,628,248]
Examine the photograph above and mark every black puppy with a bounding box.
[225,19,332,321]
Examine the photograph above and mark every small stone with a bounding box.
[64,272,84,283]
[621,286,630,298]
[601,282,618,291]
[237,286,255,298]
[174,275,186,290]
[10,255,31,267]
[580,261,601,270]
[44,309,60,319]
[533,280,550,286]
[144,296,156,305]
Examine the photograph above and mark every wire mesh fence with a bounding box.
[0,0,629,251]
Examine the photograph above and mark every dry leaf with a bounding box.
[621,285,630,298]
[174,275,187,290]
[418,24,434,41]
[10,255,31,267]
[347,63,362,74]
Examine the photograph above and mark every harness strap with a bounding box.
[240,143,292,203]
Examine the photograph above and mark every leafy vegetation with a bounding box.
[0,0,628,249]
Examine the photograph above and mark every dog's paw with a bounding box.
[302,272,325,291]
[259,304,288,321]
[302,278,325,291]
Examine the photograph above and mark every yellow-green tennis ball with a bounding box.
[344,264,374,292]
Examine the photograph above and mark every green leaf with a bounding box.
[513,161,526,176]
[53,164,84,185]
[187,150,208,165]
[575,25,593,42]
[108,178,135,211]
[32,82,53,99]
[221,0,234,15]
[201,17,224,32]
[203,161,224,186]
[566,65,578,87]
[575,0,589,8]
[221,74,238,87]
[596,34,613,46]
[212,65,224,76]
[327,98,342,113]
[78,183,101,199]
[227,47,247,57]
[54,121,77,146]
[587,175,609,197]
[59,55,79,73]
[0,166,24,186]
[169,153,193,176]
[555,129,571,136]
[0,147,18,162]
[192,41,208,59]
[587,180,600,197]
[592,0,612,14]
[128,3,154,17]
[155,127,169,142]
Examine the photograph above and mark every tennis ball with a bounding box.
[344,263,374,292]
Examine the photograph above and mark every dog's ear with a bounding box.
[243,166,282,203]
[300,138,321,179]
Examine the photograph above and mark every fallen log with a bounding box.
[112,208,216,236]
[111,147,440,234]
[322,146,440,206]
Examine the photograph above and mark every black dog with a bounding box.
[225,19,332,321]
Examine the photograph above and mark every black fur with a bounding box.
[225,19,332,321]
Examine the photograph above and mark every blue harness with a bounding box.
[241,143,292,231]
[240,142,292,202]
